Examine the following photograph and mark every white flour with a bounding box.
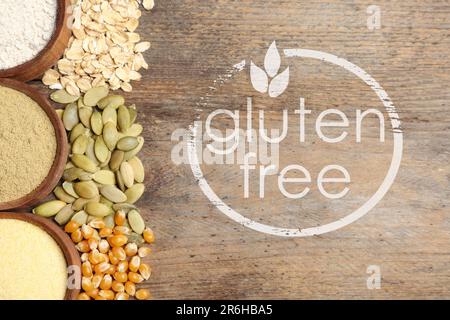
[0,0,58,70]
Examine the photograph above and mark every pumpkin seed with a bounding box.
[124,183,145,204]
[85,202,113,217]
[103,122,118,150]
[100,196,114,208]
[117,136,138,151]
[85,137,100,166]
[79,107,93,128]
[71,154,98,173]
[90,111,103,135]
[72,196,99,211]
[33,200,67,217]
[127,232,145,246]
[63,103,79,131]
[64,167,85,182]
[51,89,79,104]
[54,204,75,225]
[97,95,124,110]
[93,170,116,185]
[71,210,89,225]
[110,150,124,172]
[112,203,137,212]
[69,123,87,143]
[128,157,145,183]
[74,181,99,199]
[63,181,79,198]
[101,185,128,203]
[94,136,109,163]
[99,150,112,168]
[128,106,137,124]
[72,134,89,154]
[54,186,76,203]
[56,109,64,120]
[128,209,145,234]
[102,106,117,126]
[116,170,126,192]
[124,136,144,160]
[120,162,135,188]
[118,105,131,132]
[84,86,109,107]
[125,123,143,137]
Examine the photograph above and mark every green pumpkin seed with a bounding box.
[84,202,113,217]
[128,107,137,125]
[116,170,126,192]
[124,124,143,137]
[97,95,124,110]
[110,150,124,172]
[72,134,89,154]
[71,210,89,225]
[71,154,98,173]
[100,185,128,203]
[124,183,145,204]
[74,181,99,199]
[127,232,145,246]
[94,136,109,163]
[117,136,139,151]
[99,151,112,169]
[128,157,145,183]
[56,109,64,120]
[51,89,79,104]
[90,111,103,135]
[69,123,87,143]
[120,162,134,188]
[103,122,118,151]
[72,196,99,211]
[112,203,137,212]
[84,86,109,107]
[103,214,115,228]
[54,186,76,203]
[64,167,84,182]
[79,107,93,128]
[100,196,114,208]
[124,136,144,160]
[93,170,116,185]
[128,209,145,234]
[102,106,117,126]
[33,200,67,217]
[63,103,79,131]
[54,204,75,225]
[118,105,131,132]
[62,181,79,198]
[85,137,100,166]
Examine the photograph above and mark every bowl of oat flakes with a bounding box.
[0,0,71,82]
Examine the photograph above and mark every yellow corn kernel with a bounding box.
[95,262,110,274]
[77,293,91,300]
[92,274,102,289]
[113,226,131,235]
[82,277,95,292]
[125,243,138,257]
[86,289,99,299]
[100,274,113,290]
[114,210,127,226]
[143,227,155,244]
[106,265,116,275]
[138,246,151,258]
[128,272,143,284]
[125,281,136,296]
[88,238,99,251]
[82,261,93,277]
[108,250,120,265]
[139,263,151,280]
[65,221,80,233]
[82,224,95,239]
[99,227,113,238]
[71,229,83,243]
[113,271,128,283]
[112,247,126,260]
[89,218,106,229]
[129,256,140,273]
[95,296,107,300]
[108,235,128,247]
[76,240,90,253]
[81,252,89,262]
[135,289,151,300]
[117,260,128,273]
[98,239,110,253]
[88,249,103,265]
[99,289,115,300]
[115,292,129,300]
[112,280,125,293]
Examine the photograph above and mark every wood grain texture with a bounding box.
[28,0,450,299]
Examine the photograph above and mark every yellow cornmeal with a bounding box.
[0,85,56,203]
[0,219,67,300]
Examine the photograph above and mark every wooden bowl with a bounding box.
[0,79,68,211]
[0,0,71,82]
[0,212,81,300]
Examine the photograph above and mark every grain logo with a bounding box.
[171,41,403,237]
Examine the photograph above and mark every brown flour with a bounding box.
[0,86,56,202]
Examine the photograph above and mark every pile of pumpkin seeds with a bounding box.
[34,85,148,245]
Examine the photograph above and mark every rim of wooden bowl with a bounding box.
[0,0,71,82]
[0,212,81,300]
[0,78,68,211]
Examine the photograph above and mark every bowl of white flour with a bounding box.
[0,0,71,81]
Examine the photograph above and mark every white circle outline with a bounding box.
[188,48,403,237]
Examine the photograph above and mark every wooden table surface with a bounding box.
[33,0,450,299]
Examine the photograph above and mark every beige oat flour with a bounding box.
[0,86,56,203]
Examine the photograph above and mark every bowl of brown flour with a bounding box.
[0,79,68,211]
